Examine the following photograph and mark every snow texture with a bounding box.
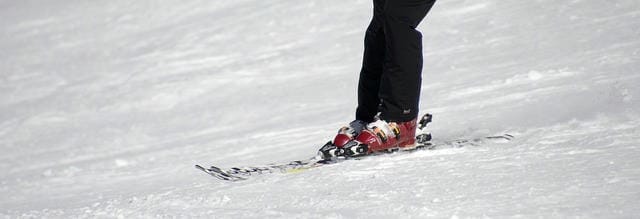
[1,0,640,218]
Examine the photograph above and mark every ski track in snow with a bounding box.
[1,0,640,217]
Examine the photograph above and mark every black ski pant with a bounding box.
[355,0,436,123]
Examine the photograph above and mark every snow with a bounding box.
[1,0,639,217]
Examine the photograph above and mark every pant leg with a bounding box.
[355,0,387,123]
[378,0,436,122]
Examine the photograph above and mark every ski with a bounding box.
[195,133,514,181]
[195,164,247,181]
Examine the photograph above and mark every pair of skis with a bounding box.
[195,114,514,181]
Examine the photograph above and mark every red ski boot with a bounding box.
[320,114,431,159]
[332,120,367,147]
[317,120,367,159]
[350,118,418,154]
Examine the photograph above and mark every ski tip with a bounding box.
[484,134,515,142]
[195,164,248,182]
[504,133,515,139]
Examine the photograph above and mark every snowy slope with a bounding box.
[1,0,639,217]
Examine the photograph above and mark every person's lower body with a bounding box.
[356,0,436,123]
[332,0,437,153]
[333,0,436,151]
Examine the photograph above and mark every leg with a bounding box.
[355,0,386,123]
[379,0,436,122]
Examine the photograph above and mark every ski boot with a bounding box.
[333,120,367,147]
[353,119,418,153]
[342,113,434,157]
[318,120,366,159]
[318,114,432,159]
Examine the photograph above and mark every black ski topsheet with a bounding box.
[195,134,514,182]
